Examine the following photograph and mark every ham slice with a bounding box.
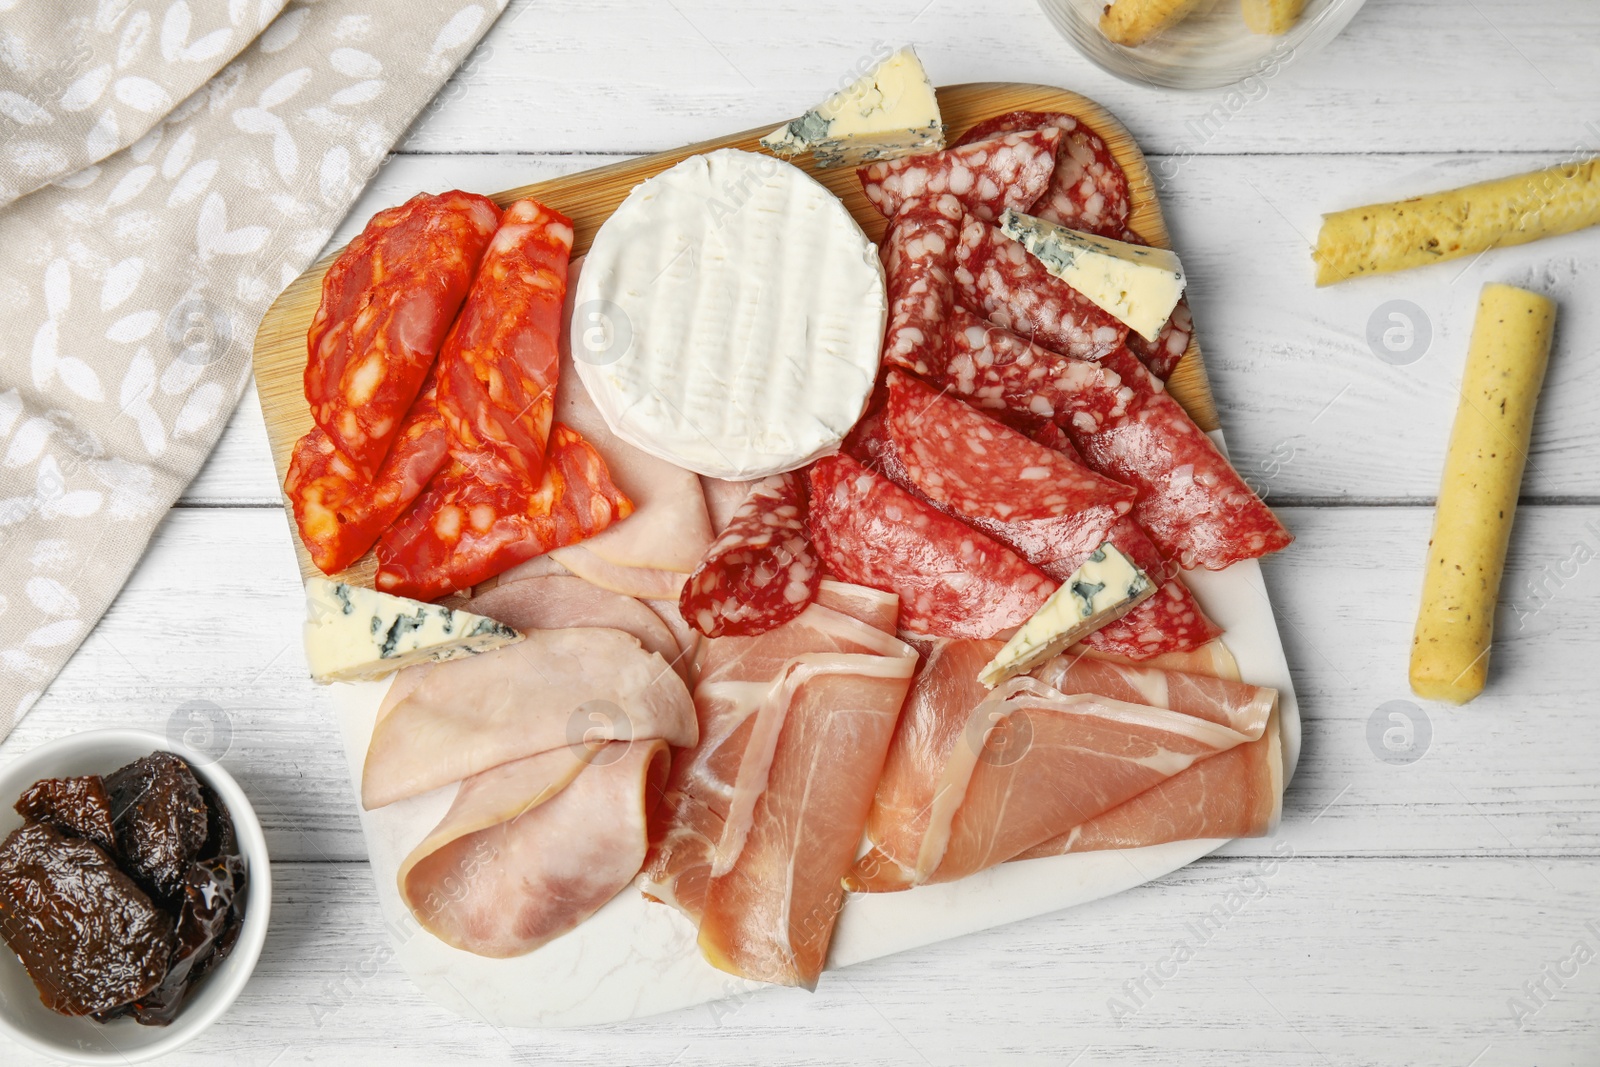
[467,574,687,680]
[641,580,914,987]
[362,626,695,809]
[1012,653,1281,857]
[555,257,714,573]
[548,545,689,600]
[699,476,758,535]
[850,665,1259,891]
[397,739,669,957]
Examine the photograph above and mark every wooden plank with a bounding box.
[398,0,1600,157]
[251,83,1218,588]
[9,505,1598,864]
[3,856,1592,1065]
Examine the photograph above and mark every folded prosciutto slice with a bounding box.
[362,626,695,809]
[1013,653,1282,857]
[398,739,669,958]
[849,654,1259,891]
[642,580,915,988]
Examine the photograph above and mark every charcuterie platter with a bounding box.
[251,70,1299,1027]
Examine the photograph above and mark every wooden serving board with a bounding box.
[249,82,1297,1028]
[251,82,1219,588]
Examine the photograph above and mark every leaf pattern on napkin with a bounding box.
[0,0,507,736]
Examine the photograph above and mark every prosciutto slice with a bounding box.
[642,581,915,987]
[850,666,1257,891]
[1012,653,1281,857]
[554,257,714,573]
[362,626,695,810]
[397,740,669,957]
[1017,713,1282,858]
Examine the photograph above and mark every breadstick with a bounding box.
[1241,0,1305,34]
[1314,159,1600,285]
[1100,0,1205,47]
[1410,284,1556,704]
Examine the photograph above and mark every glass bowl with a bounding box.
[1038,0,1369,90]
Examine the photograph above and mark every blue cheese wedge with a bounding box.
[998,209,1186,342]
[978,544,1155,688]
[303,578,522,684]
[760,45,944,168]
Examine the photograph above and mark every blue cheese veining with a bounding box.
[998,209,1186,342]
[978,543,1155,687]
[760,46,945,169]
[303,578,522,683]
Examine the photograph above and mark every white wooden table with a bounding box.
[6,0,1599,1062]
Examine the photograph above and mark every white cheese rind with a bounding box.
[998,209,1186,342]
[978,543,1155,687]
[572,148,887,480]
[303,578,522,684]
[760,46,945,169]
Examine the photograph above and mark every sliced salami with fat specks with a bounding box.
[955,110,1132,238]
[679,473,820,639]
[1059,347,1293,571]
[807,455,1055,639]
[1085,578,1222,659]
[880,195,963,377]
[882,369,1132,522]
[859,128,1062,223]
[935,306,1119,420]
[1023,423,1223,658]
[954,214,1128,361]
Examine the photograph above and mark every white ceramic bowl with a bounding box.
[0,729,271,1064]
[1038,0,1369,90]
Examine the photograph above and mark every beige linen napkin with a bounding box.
[0,1,294,207]
[0,0,508,737]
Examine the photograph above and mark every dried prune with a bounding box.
[0,822,172,1016]
[105,753,209,901]
[14,775,117,851]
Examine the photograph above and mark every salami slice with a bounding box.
[306,191,500,479]
[679,473,819,638]
[1083,578,1222,659]
[1059,347,1293,570]
[1119,230,1193,380]
[285,373,449,575]
[437,198,575,487]
[936,306,1120,420]
[807,455,1055,639]
[883,369,1132,521]
[955,110,1131,238]
[859,128,1062,223]
[375,424,633,601]
[954,214,1128,361]
[880,195,963,377]
[1021,423,1222,657]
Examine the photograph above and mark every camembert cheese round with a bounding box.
[572,149,886,479]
